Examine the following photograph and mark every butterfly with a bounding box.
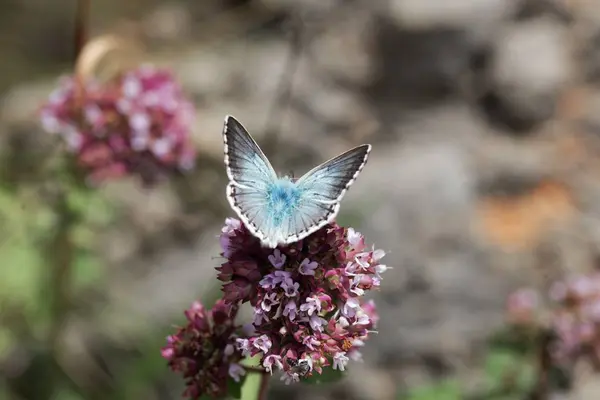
[223,115,371,248]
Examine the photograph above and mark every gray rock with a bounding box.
[387,0,514,33]
[488,17,572,129]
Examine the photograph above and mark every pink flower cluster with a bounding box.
[39,65,196,184]
[217,218,387,384]
[161,300,246,399]
[506,272,600,365]
[548,273,600,363]
[506,288,540,326]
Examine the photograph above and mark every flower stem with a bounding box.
[531,331,552,400]
[257,371,270,400]
[74,0,90,105]
[47,189,77,352]
[74,0,90,61]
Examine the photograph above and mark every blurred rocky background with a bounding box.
[2,0,600,399]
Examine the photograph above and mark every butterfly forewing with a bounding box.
[223,116,277,190]
[223,116,280,245]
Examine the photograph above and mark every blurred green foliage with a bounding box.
[303,367,345,385]
[403,379,462,400]
[398,327,552,400]
[0,145,121,398]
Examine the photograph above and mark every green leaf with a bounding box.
[72,250,103,289]
[53,387,84,400]
[488,326,541,357]
[485,350,517,382]
[302,367,345,385]
[404,379,462,400]
[482,346,536,397]
[67,187,114,225]
[0,236,43,308]
[0,327,15,359]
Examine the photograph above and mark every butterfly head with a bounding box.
[286,170,296,181]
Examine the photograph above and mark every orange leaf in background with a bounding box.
[477,180,576,251]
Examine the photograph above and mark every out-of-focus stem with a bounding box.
[74,0,91,105]
[46,0,88,351]
[531,331,552,400]
[47,189,77,353]
[74,0,90,60]
[257,371,270,400]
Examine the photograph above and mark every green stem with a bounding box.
[240,365,268,400]
[47,189,77,352]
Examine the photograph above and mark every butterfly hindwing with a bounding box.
[296,145,371,204]
[288,144,371,241]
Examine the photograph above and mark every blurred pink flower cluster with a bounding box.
[217,218,386,384]
[161,300,246,399]
[39,65,196,184]
[506,272,600,365]
[549,273,600,363]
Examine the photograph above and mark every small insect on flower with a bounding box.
[287,358,312,377]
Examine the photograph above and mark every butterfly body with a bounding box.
[266,177,301,227]
[223,115,370,248]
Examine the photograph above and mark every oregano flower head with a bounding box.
[506,272,600,366]
[161,300,246,398]
[217,218,387,384]
[39,65,196,185]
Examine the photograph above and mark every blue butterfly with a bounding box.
[223,115,371,248]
